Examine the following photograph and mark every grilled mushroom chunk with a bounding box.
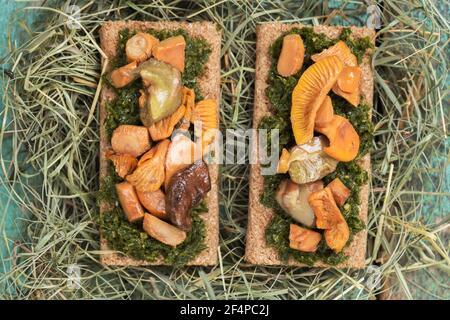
[276,179,323,227]
[288,136,338,184]
[139,59,182,126]
[166,160,211,231]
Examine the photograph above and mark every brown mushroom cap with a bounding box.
[166,160,211,231]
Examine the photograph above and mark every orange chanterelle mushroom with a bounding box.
[111,125,151,158]
[291,55,343,145]
[289,224,322,253]
[126,32,159,63]
[311,40,362,107]
[308,188,350,253]
[110,61,138,88]
[106,152,138,178]
[314,95,334,128]
[126,139,170,192]
[276,148,291,174]
[332,66,361,106]
[277,34,305,77]
[115,182,145,223]
[327,178,351,207]
[152,35,186,72]
[148,103,186,141]
[315,115,360,162]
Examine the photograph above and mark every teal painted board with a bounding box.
[0,0,30,294]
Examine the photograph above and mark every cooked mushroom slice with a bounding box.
[152,35,186,72]
[111,125,151,158]
[289,224,322,253]
[315,115,360,162]
[277,148,291,174]
[109,61,138,88]
[311,40,357,67]
[115,182,145,223]
[276,179,323,227]
[179,86,196,129]
[136,189,167,220]
[291,55,343,144]
[126,139,170,192]
[106,152,138,178]
[314,95,334,128]
[191,99,218,131]
[126,32,159,63]
[164,134,200,190]
[277,34,305,77]
[148,103,186,141]
[332,66,361,106]
[324,220,350,253]
[307,187,342,229]
[143,213,186,247]
[139,59,182,126]
[308,187,350,253]
[166,160,211,231]
[327,178,351,207]
[288,136,338,184]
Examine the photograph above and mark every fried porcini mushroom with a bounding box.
[308,187,350,253]
[288,136,338,184]
[166,160,211,231]
[111,125,151,158]
[136,189,167,220]
[276,148,291,174]
[327,178,351,207]
[277,34,305,77]
[289,224,322,253]
[143,213,186,247]
[315,115,360,162]
[138,59,182,126]
[276,179,323,227]
[314,95,334,128]
[106,152,138,178]
[110,61,138,88]
[115,182,145,223]
[152,35,186,72]
[291,56,344,145]
[126,139,170,192]
[126,32,159,63]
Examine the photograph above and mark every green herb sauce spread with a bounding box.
[98,167,207,266]
[260,27,373,265]
[99,29,212,265]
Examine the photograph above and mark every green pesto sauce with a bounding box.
[261,27,373,265]
[105,28,212,136]
[99,29,211,265]
[98,165,207,266]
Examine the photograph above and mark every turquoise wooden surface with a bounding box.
[0,0,27,291]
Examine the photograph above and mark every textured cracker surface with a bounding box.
[245,23,375,268]
[99,21,221,266]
